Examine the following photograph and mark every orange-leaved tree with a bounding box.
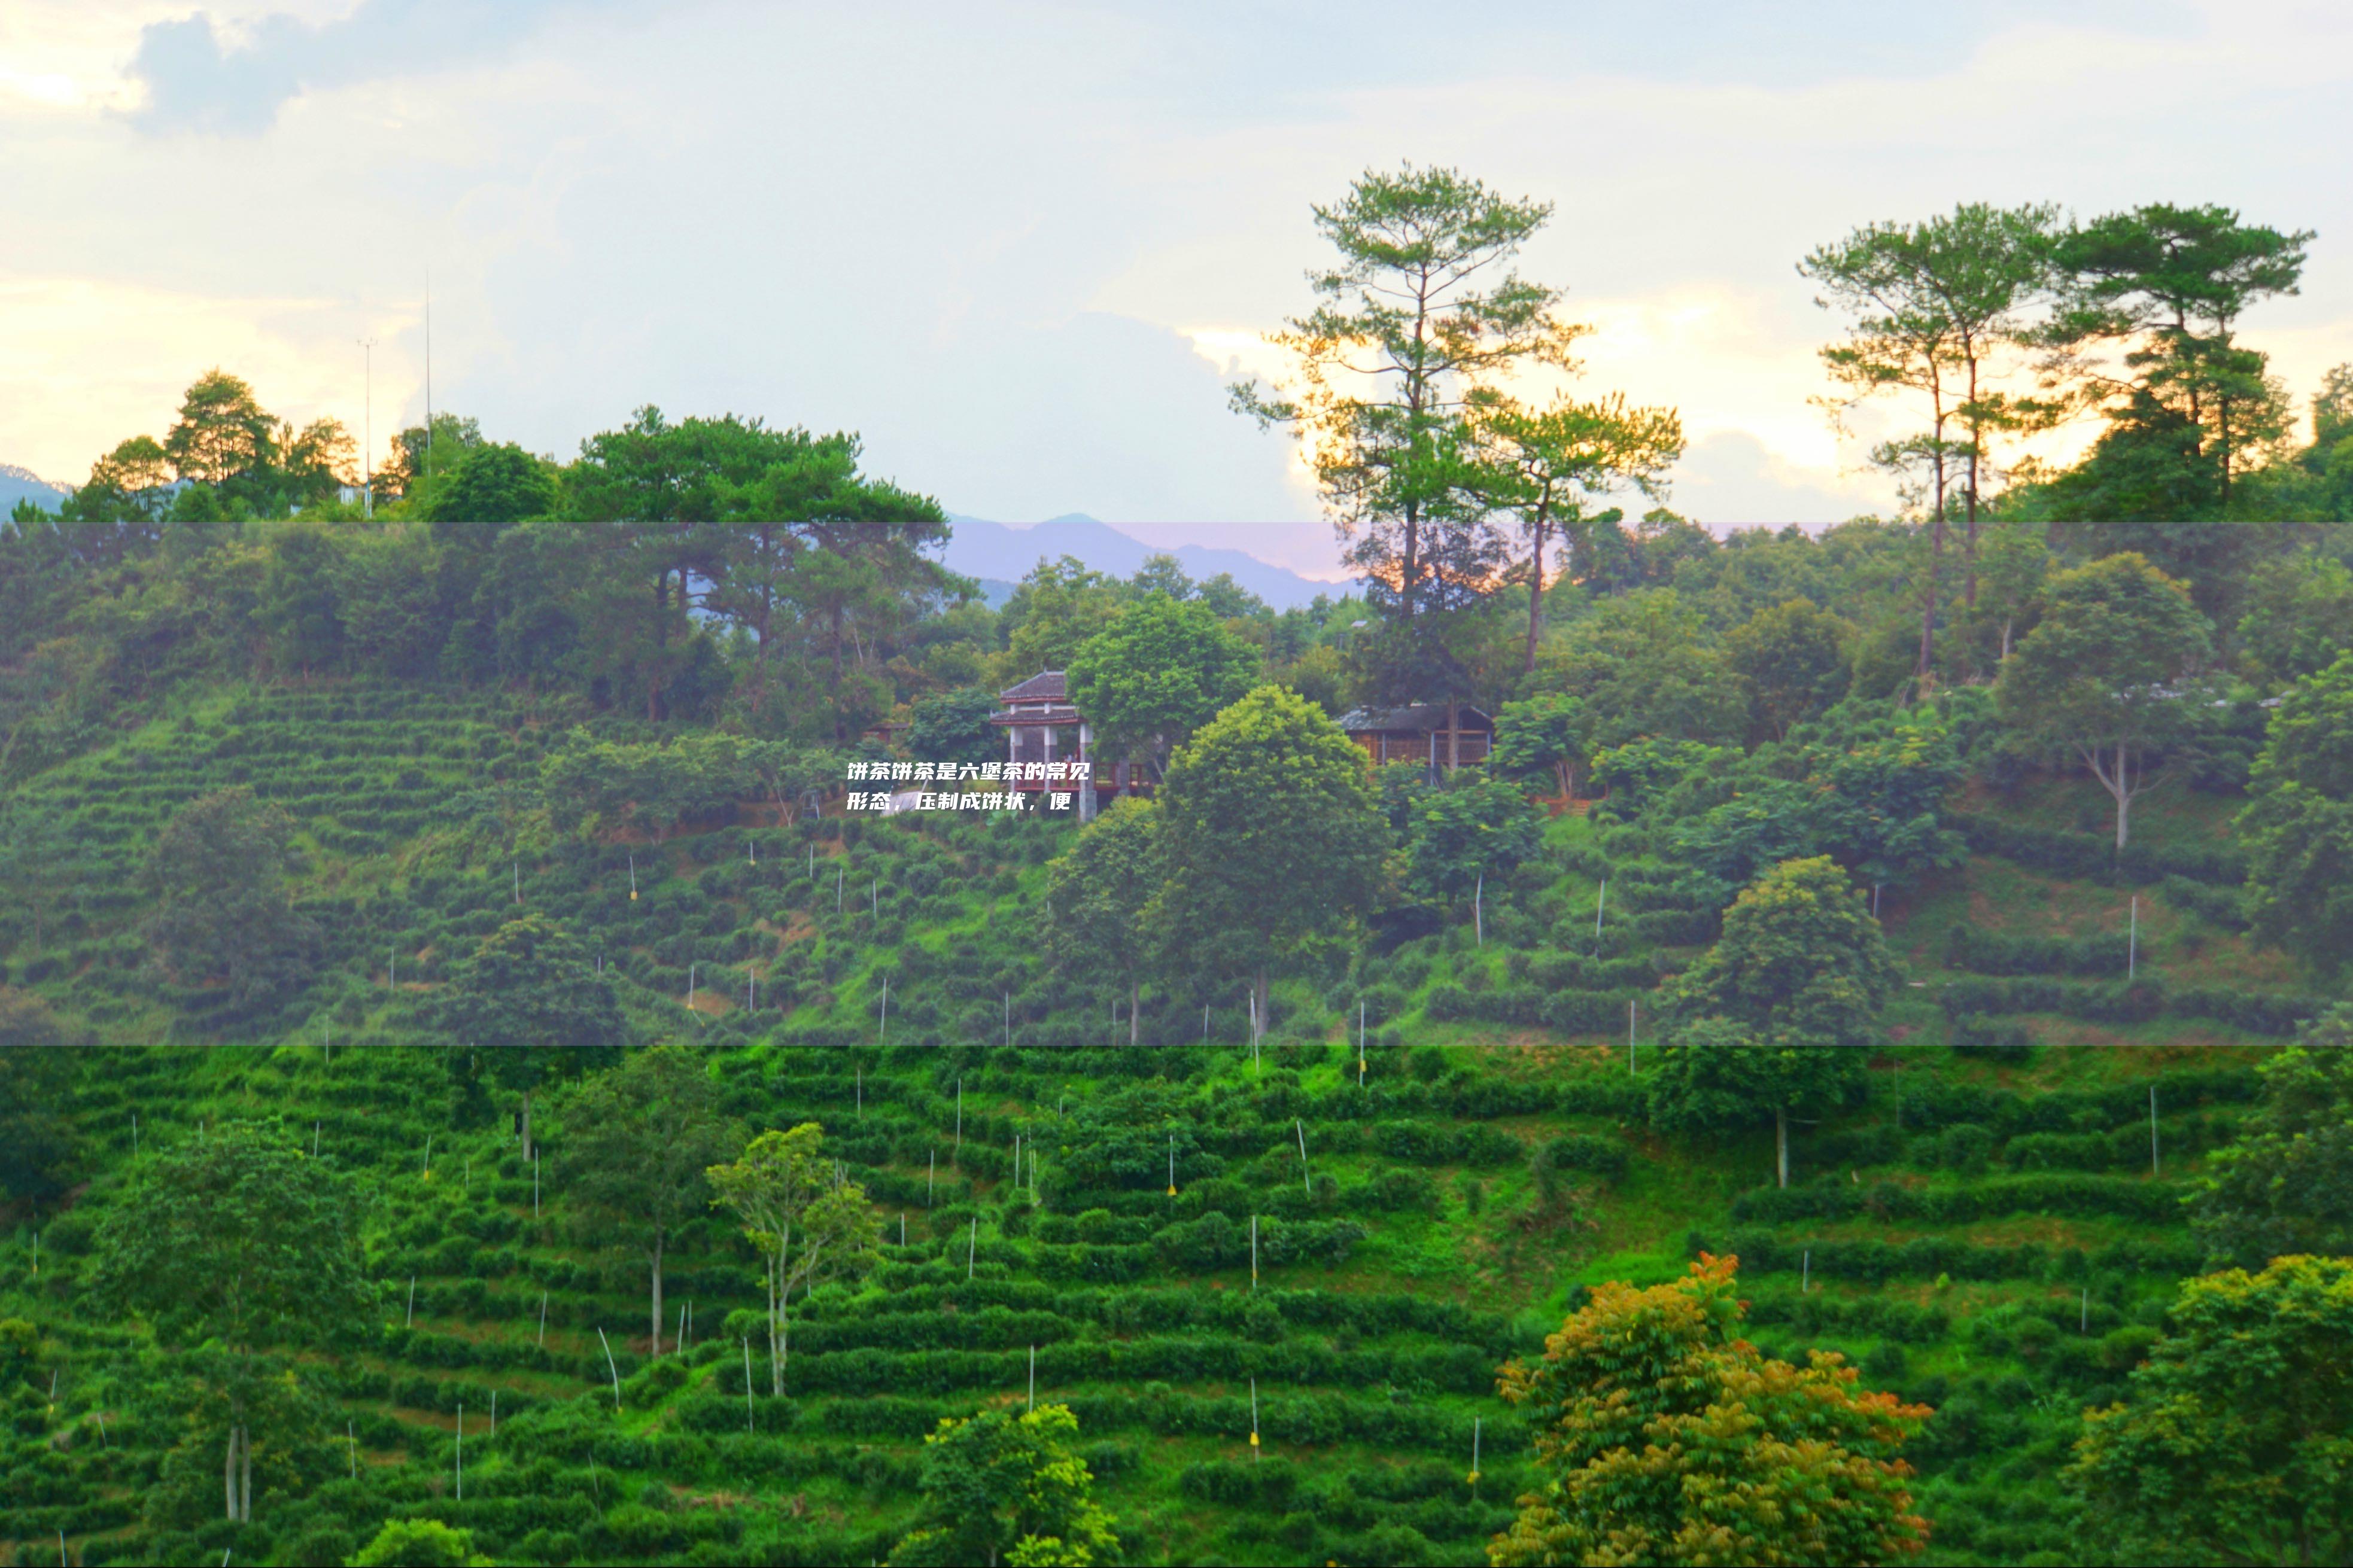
[1491,1253,1932,1567]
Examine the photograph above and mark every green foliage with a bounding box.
[2068,1255,2353,1566]
[1996,553,2216,849]
[348,1518,492,1566]
[1488,693,1594,797]
[1588,736,1737,820]
[1154,686,1388,995]
[1537,590,1746,747]
[2238,552,2353,687]
[139,784,320,1006]
[1494,1254,1931,1566]
[1650,857,1899,1165]
[0,987,78,1205]
[887,1403,1119,1568]
[1066,593,1260,778]
[434,915,625,1143]
[909,687,1002,770]
[422,442,560,525]
[2190,1007,2353,1268]
[1725,598,1853,739]
[554,1044,741,1352]
[1404,774,1544,904]
[2240,654,2353,972]
[1044,799,1165,1037]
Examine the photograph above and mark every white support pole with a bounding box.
[1475,870,1483,946]
[1250,1376,1260,1462]
[744,1338,755,1432]
[1028,1344,1036,1411]
[539,1290,548,1347]
[2129,895,2139,979]
[967,1216,977,1280]
[1295,1119,1309,1195]
[1251,1214,1258,1291]
[406,1276,417,1328]
[598,1328,621,1411]
[1801,1250,1810,1293]
[348,1418,357,1478]
[1595,877,1607,940]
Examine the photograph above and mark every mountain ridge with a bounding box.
[943,512,1350,610]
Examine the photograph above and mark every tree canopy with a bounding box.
[1494,1253,1932,1567]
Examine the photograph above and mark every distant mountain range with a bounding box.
[0,464,68,515]
[941,513,1348,610]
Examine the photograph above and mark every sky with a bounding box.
[5,1,2351,577]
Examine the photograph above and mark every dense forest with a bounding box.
[4,169,2353,1568]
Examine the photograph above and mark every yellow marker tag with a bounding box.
[630,889,638,900]
[1249,1432,1259,1447]
[1168,1185,1177,1196]
[1467,1470,1480,1484]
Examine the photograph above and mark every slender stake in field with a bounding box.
[597,1327,621,1411]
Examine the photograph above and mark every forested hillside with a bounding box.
[6,175,2353,1568]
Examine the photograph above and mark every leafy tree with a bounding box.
[89,1120,369,1523]
[2068,1255,2353,1566]
[2239,657,2353,974]
[257,520,348,674]
[1472,388,1684,672]
[385,412,486,497]
[1534,589,1747,747]
[1724,598,1854,739]
[910,687,1002,770]
[139,785,320,1005]
[539,727,764,842]
[1001,556,1124,676]
[1066,593,1260,780]
[1802,204,2059,673]
[1232,163,1581,632]
[708,1124,879,1394]
[433,914,625,1162]
[1971,519,2049,662]
[1682,699,1968,890]
[1153,686,1388,1034]
[2189,1007,2353,1268]
[746,740,841,827]
[1045,798,1165,1043]
[1406,774,1545,906]
[1588,737,1738,820]
[423,442,561,524]
[163,369,276,488]
[2238,552,2353,687]
[1995,553,2214,849]
[2044,203,2313,513]
[0,988,79,1207]
[1491,692,1594,799]
[715,428,956,736]
[1493,1253,1931,1567]
[349,1519,492,1567]
[1650,856,1899,1186]
[554,1045,740,1356]
[887,1404,1120,1568]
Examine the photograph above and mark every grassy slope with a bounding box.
[0,680,2335,1567]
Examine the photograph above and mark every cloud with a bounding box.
[124,0,573,135]
[1668,431,1889,528]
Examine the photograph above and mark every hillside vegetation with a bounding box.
[2,651,2345,1565]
